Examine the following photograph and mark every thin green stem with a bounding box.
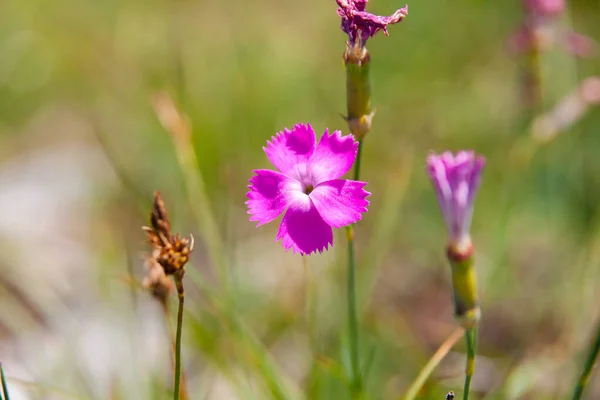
[1,362,10,400]
[303,256,315,347]
[344,42,369,396]
[462,327,477,400]
[173,279,185,400]
[304,256,320,397]
[572,318,600,400]
[353,141,364,182]
[347,226,360,394]
[162,303,189,400]
[347,139,364,396]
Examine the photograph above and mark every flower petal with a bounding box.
[310,179,370,228]
[263,123,316,179]
[309,129,359,184]
[354,6,408,42]
[246,169,302,226]
[426,154,454,232]
[336,0,407,44]
[426,151,485,242]
[276,197,333,255]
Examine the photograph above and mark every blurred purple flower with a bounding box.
[336,0,408,45]
[508,25,596,58]
[426,151,486,244]
[247,123,370,255]
[509,0,597,58]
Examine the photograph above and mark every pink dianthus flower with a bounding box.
[247,123,370,255]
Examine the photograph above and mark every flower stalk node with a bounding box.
[447,237,474,262]
[447,243,480,329]
[346,111,376,141]
[457,308,481,331]
[344,42,370,66]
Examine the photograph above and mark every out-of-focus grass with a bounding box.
[1,0,600,399]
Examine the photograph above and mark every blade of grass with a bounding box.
[152,93,229,297]
[0,363,8,400]
[403,327,464,400]
[571,318,600,400]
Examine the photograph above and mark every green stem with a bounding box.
[344,41,370,398]
[462,327,477,400]
[303,256,315,347]
[174,281,185,400]
[353,141,363,182]
[304,256,321,398]
[347,139,364,396]
[347,225,361,394]
[1,362,10,400]
[572,318,600,400]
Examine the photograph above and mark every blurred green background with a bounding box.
[1,0,600,398]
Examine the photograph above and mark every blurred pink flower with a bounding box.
[508,26,597,58]
[336,0,408,44]
[563,31,597,57]
[426,151,486,245]
[522,0,565,17]
[508,2,597,59]
[247,123,370,255]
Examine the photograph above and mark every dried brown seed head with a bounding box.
[143,259,174,305]
[156,235,193,275]
[148,191,172,244]
[142,192,193,278]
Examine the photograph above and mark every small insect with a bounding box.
[446,392,455,400]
